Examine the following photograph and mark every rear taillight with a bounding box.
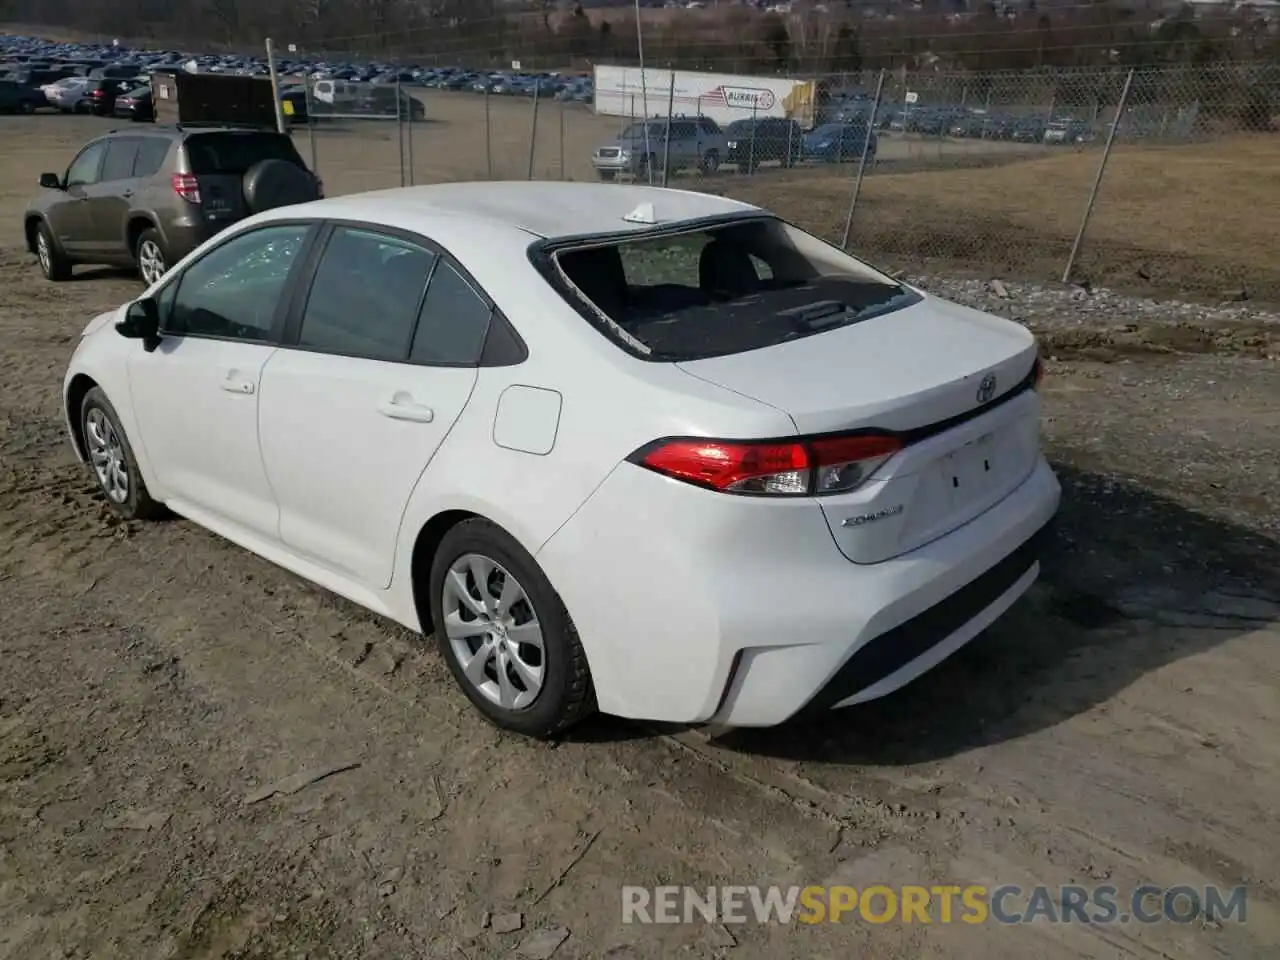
[631,433,902,496]
[90,88,103,98]
[171,173,200,204]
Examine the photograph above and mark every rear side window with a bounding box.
[182,132,303,175]
[409,261,493,366]
[100,139,139,182]
[298,227,436,362]
[133,138,171,177]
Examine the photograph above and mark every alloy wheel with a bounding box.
[138,240,166,285]
[36,233,51,275]
[441,553,544,711]
[85,408,129,504]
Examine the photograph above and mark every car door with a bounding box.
[258,223,490,589]
[47,140,107,256]
[126,222,317,540]
[83,136,140,259]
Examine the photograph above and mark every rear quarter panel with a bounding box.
[382,241,794,629]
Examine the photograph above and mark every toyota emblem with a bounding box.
[976,373,997,403]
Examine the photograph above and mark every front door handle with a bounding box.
[378,392,434,423]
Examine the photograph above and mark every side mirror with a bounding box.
[115,297,162,353]
[39,172,63,190]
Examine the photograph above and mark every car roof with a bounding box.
[269,182,762,242]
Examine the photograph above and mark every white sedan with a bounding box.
[62,181,1060,738]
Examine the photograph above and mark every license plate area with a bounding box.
[942,431,997,507]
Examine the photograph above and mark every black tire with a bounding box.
[79,387,167,522]
[700,149,720,175]
[134,227,169,287]
[242,158,321,214]
[597,169,617,182]
[35,221,71,281]
[20,101,35,115]
[429,518,595,739]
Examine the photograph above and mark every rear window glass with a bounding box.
[183,132,303,175]
[548,218,920,362]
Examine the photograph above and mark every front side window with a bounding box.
[550,217,919,362]
[297,227,436,362]
[166,224,311,340]
[66,142,106,187]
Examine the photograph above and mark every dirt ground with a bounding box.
[1,111,1279,960]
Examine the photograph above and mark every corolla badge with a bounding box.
[976,372,998,404]
[841,504,905,528]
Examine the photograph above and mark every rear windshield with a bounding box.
[548,217,921,362]
[183,132,303,175]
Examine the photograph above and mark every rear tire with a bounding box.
[700,149,720,175]
[135,228,169,286]
[79,387,167,522]
[429,519,595,739]
[35,222,71,281]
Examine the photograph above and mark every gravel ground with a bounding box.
[1,115,1279,960]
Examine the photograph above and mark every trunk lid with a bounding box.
[677,295,1042,563]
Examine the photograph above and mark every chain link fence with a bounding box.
[293,62,1279,298]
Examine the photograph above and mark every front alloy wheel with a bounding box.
[85,407,129,505]
[79,387,167,521]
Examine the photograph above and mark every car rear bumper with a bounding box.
[536,454,1060,726]
[155,219,225,263]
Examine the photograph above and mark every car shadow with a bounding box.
[570,461,1280,760]
[68,265,138,283]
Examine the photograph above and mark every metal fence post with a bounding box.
[265,38,286,135]
[1062,68,1134,284]
[661,71,675,188]
[841,68,886,251]
[527,83,541,180]
[304,78,318,175]
[407,87,415,186]
[485,89,493,179]
[396,78,406,187]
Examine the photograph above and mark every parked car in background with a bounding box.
[0,77,45,112]
[112,85,153,122]
[279,87,309,124]
[24,126,322,285]
[1043,118,1095,145]
[44,74,92,111]
[724,117,805,172]
[59,181,1059,739]
[803,122,878,163]
[591,117,727,181]
[1010,117,1047,143]
[354,85,425,120]
[84,77,134,115]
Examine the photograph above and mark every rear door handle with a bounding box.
[219,369,255,395]
[378,392,434,423]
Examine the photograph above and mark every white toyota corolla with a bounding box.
[63,181,1060,738]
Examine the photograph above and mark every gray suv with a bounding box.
[592,117,728,181]
[24,125,322,284]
